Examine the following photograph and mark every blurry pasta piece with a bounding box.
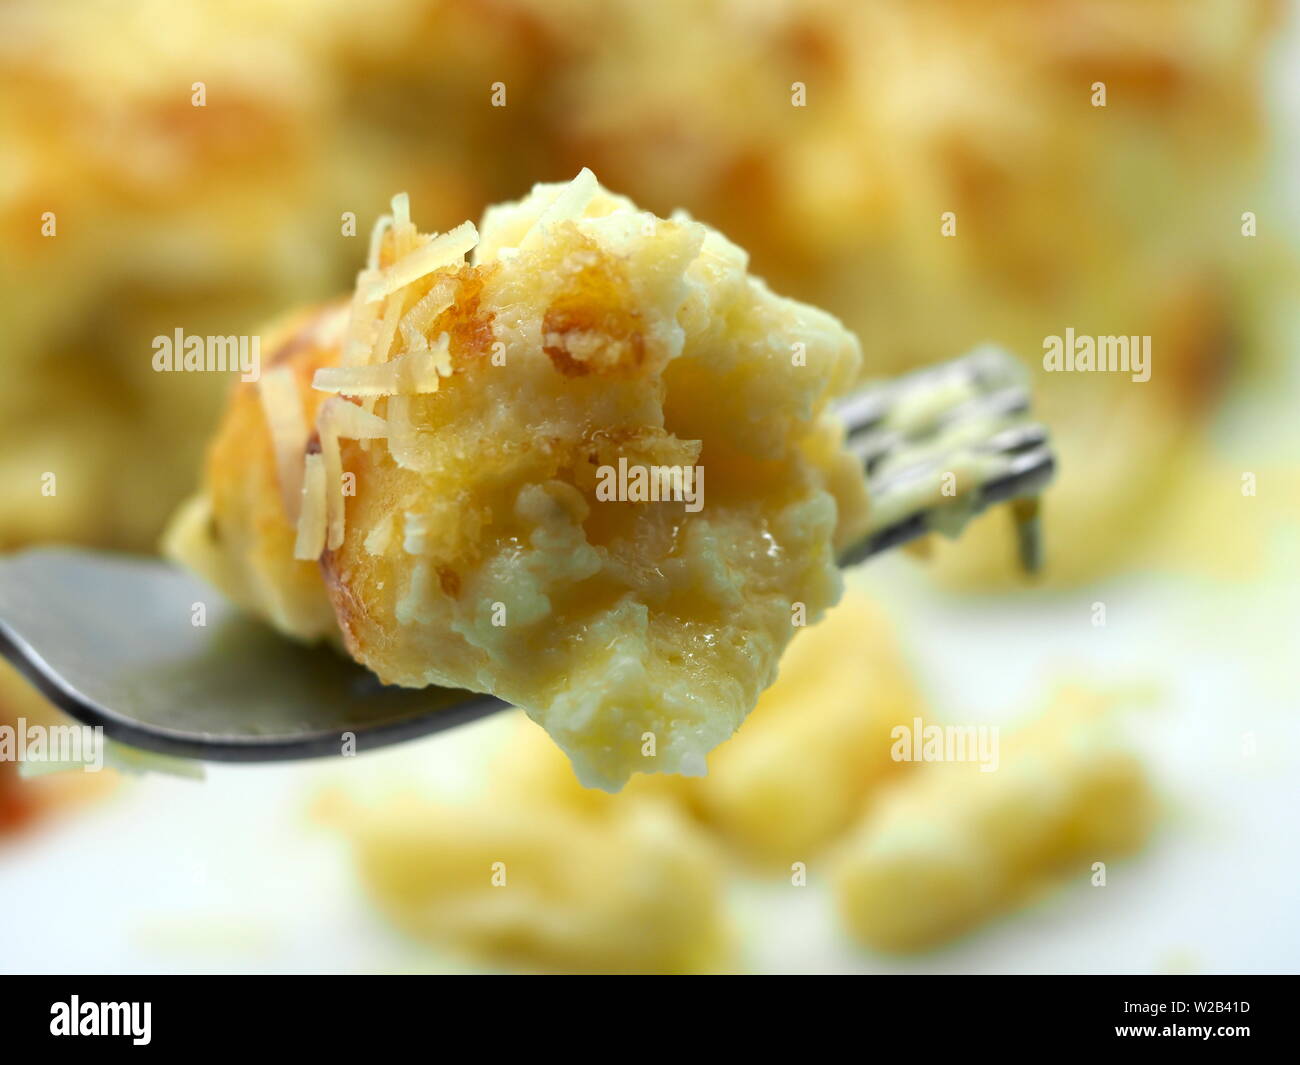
[324,788,731,974]
[830,685,1156,952]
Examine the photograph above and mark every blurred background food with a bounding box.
[830,685,1156,954]
[0,0,1297,973]
[319,783,732,975]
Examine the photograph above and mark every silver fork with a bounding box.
[0,347,1054,766]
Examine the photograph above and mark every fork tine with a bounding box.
[836,346,1056,572]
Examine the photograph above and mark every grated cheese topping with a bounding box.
[363,221,479,304]
[293,452,327,561]
[316,397,390,552]
[517,166,598,252]
[258,365,308,521]
[312,336,452,397]
[285,193,479,558]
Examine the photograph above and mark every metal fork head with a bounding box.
[0,549,506,764]
[837,345,1057,571]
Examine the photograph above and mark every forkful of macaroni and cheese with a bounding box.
[0,171,1054,786]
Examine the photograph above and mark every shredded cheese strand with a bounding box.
[364,221,479,304]
[313,336,452,397]
[293,452,327,560]
[258,365,308,521]
[518,168,598,251]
